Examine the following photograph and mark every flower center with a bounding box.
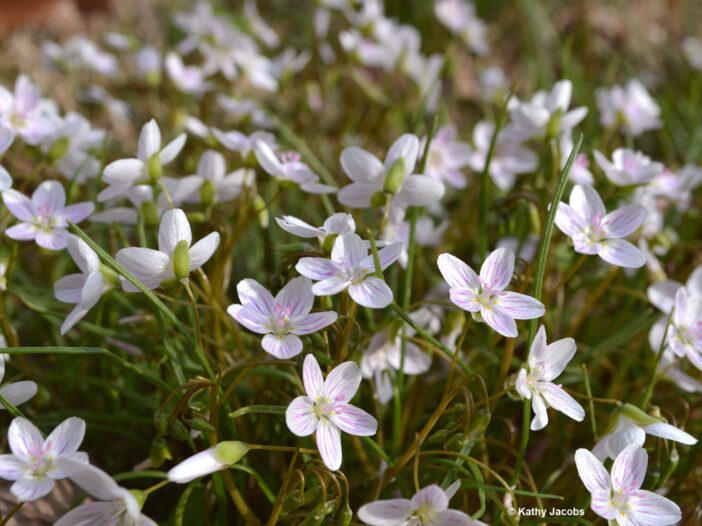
[473,282,501,309]
[313,397,335,420]
[270,302,293,336]
[28,455,54,479]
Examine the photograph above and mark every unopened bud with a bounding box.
[48,136,70,161]
[147,153,162,181]
[150,436,171,468]
[252,194,269,228]
[173,240,190,280]
[188,417,215,433]
[383,158,406,194]
[200,179,216,206]
[141,200,159,227]
[546,108,563,139]
[621,403,663,426]
[213,441,250,465]
[370,190,389,209]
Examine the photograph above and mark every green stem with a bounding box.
[640,307,675,408]
[228,405,287,419]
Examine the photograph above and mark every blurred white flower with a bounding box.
[434,0,489,55]
[596,79,662,136]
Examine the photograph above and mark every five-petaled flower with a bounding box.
[575,445,681,525]
[437,248,545,337]
[555,184,647,268]
[116,208,220,291]
[296,233,403,309]
[2,180,94,250]
[227,277,337,359]
[0,417,87,501]
[285,354,377,471]
[515,325,585,430]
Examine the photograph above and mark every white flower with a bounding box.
[420,125,472,189]
[183,150,253,205]
[212,128,276,159]
[361,329,431,404]
[227,277,337,359]
[168,441,249,483]
[54,235,115,334]
[115,208,219,291]
[0,358,37,410]
[596,79,662,137]
[337,134,445,224]
[575,445,681,525]
[254,140,336,194]
[133,45,162,82]
[296,233,403,309]
[98,119,186,202]
[468,121,538,191]
[165,52,212,95]
[515,326,585,430]
[42,36,118,77]
[54,457,156,526]
[275,213,355,242]
[286,355,377,470]
[434,0,489,56]
[592,405,696,461]
[0,417,87,501]
[593,148,664,186]
[2,180,94,250]
[0,75,60,145]
[648,288,702,371]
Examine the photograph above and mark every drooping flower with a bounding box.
[467,121,538,191]
[575,445,681,525]
[2,180,94,250]
[358,481,486,526]
[0,357,37,410]
[54,457,156,526]
[0,417,87,501]
[434,0,489,56]
[0,75,60,145]
[296,233,403,309]
[337,134,445,224]
[596,79,662,137]
[419,125,472,189]
[254,140,336,194]
[437,248,545,338]
[168,441,249,483]
[592,404,696,461]
[212,128,276,159]
[227,277,337,359]
[648,288,702,371]
[515,325,585,430]
[54,235,116,334]
[115,208,219,291]
[182,150,253,205]
[285,354,377,471]
[593,148,664,186]
[554,184,647,268]
[361,329,431,404]
[504,80,588,142]
[98,119,186,202]
[275,213,355,243]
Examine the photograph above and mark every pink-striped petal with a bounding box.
[555,202,587,237]
[361,242,403,272]
[289,312,337,335]
[357,498,412,525]
[44,417,86,457]
[36,228,69,250]
[2,190,34,221]
[611,444,647,493]
[628,490,681,525]
[437,253,479,289]
[316,419,342,470]
[275,277,314,320]
[569,185,605,225]
[481,305,517,338]
[602,204,647,238]
[235,279,275,318]
[574,448,612,494]
[285,396,317,437]
[410,485,448,512]
[324,361,361,404]
[262,334,303,359]
[32,180,65,214]
[8,418,44,459]
[296,257,340,280]
[449,287,481,312]
[598,238,646,268]
[311,277,350,296]
[349,277,393,308]
[60,202,95,223]
[530,394,549,430]
[0,455,27,481]
[5,223,39,241]
[539,383,585,422]
[227,304,271,334]
[330,404,377,436]
[332,233,367,268]
[498,291,545,320]
[435,509,474,525]
[11,477,54,501]
[303,354,324,399]
[480,247,514,291]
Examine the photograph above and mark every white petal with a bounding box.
[296,257,340,280]
[261,334,303,359]
[66,234,100,273]
[138,119,162,160]
[8,417,43,458]
[316,419,342,470]
[332,233,367,269]
[0,381,38,408]
[330,404,377,436]
[337,182,379,208]
[569,184,606,224]
[36,228,69,250]
[275,216,321,238]
[275,277,314,319]
[480,247,514,291]
[53,457,120,500]
[647,280,681,314]
[312,277,350,296]
[158,209,192,254]
[285,396,318,437]
[2,189,34,221]
[115,248,169,286]
[574,448,612,494]
[628,490,681,525]
[189,232,220,269]
[349,278,393,308]
[253,140,283,176]
[11,477,54,501]
[324,361,362,404]
[602,204,647,238]
[539,383,585,422]
[384,134,419,173]
[159,133,187,165]
[611,444,647,493]
[555,202,587,237]
[302,354,324,399]
[289,311,337,335]
[227,304,270,334]
[498,291,545,320]
[530,394,549,431]
[481,305,517,338]
[642,422,697,445]
[32,180,65,213]
[340,146,384,182]
[168,448,226,483]
[236,279,275,317]
[0,455,28,481]
[437,253,479,289]
[410,485,448,513]
[400,175,445,206]
[357,498,412,525]
[102,158,146,185]
[54,274,87,304]
[539,336,577,381]
[598,238,646,268]
[44,417,86,456]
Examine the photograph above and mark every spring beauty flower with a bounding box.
[54,457,156,526]
[183,149,253,205]
[0,417,87,501]
[592,404,696,461]
[165,52,212,95]
[0,358,37,410]
[337,134,445,224]
[575,445,681,525]
[98,119,186,202]
[275,212,355,243]
[361,329,431,404]
[212,128,276,159]
[515,325,585,430]
[437,248,545,338]
[253,140,336,194]
[434,0,489,56]
[2,180,94,250]
[286,354,377,470]
[116,208,219,291]
[596,79,662,137]
[649,288,702,371]
[227,277,337,359]
[0,75,59,145]
[296,233,403,308]
[593,148,664,186]
[555,184,647,268]
[419,125,472,189]
[168,441,249,483]
[358,482,486,526]
[54,234,116,334]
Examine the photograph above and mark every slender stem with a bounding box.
[640,307,675,408]
[0,502,23,526]
[337,300,358,364]
[144,479,170,496]
[157,179,175,209]
[581,364,598,439]
[444,316,471,397]
[183,281,204,356]
[546,253,587,298]
[510,398,531,485]
[248,444,317,454]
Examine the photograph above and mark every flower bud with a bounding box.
[336,505,353,526]
[621,403,663,426]
[200,179,216,206]
[188,417,215,433]
[150,436,172,468]
[370,190,389,209]
[141,200,159,227]
[169,418,189,441]
[213,441,250,465]
[147,153,162,181]
[154,411,170,435]
[546,108,563,139]
[252,194,269,228]
[173,240,191,281]
[383,157,406,194]
[48,136,70,162]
